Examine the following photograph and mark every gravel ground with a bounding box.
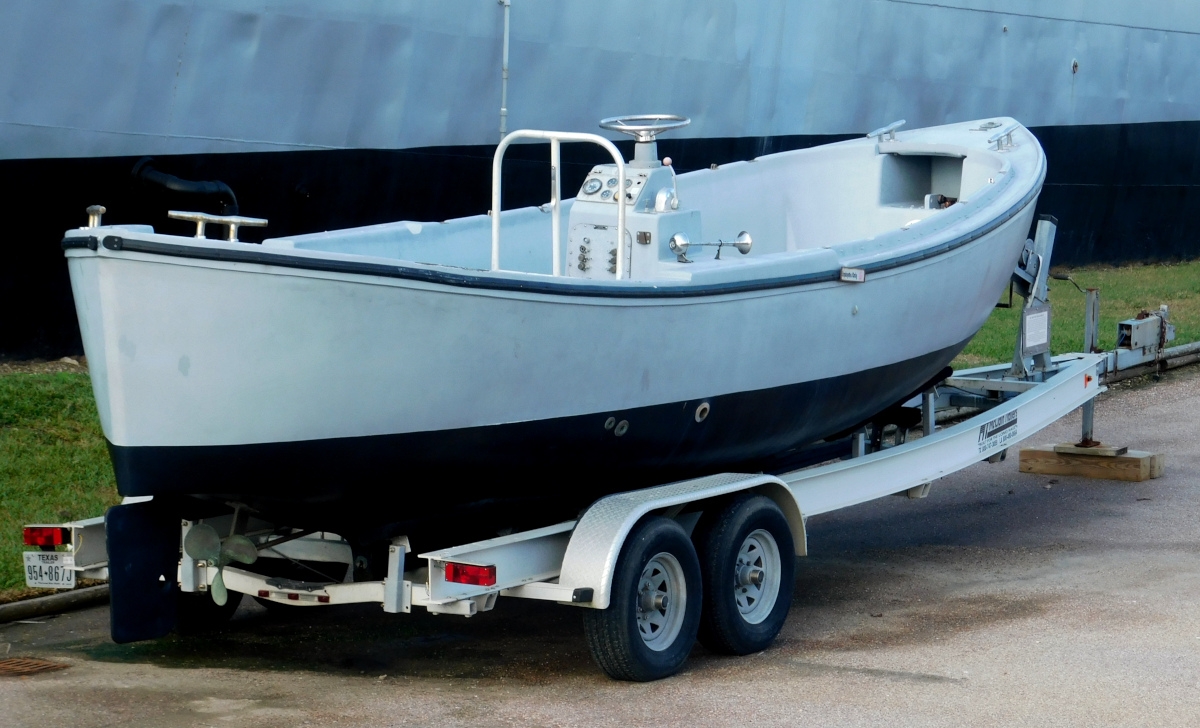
[2,366,1198,727]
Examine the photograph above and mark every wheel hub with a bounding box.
[635,552,687,651]
[737,566,766,587]
[733,530,782,625]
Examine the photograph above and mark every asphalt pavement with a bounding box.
[3,366,1198,727]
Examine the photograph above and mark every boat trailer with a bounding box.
[20,220,1183,680]
[22,349,1108,679]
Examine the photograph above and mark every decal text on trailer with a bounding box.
[977,410,1019,453]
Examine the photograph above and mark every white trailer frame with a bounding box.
[175,351,1105,615]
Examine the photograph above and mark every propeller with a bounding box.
[183,523,259,606]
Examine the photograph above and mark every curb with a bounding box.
[0,585,109,624]
[1104,349,1200,385]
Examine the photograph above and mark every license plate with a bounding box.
[23,552,75,589]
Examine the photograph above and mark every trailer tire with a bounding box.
[176,591,241,635]
[695,494,794,655]
[582,516,702,682]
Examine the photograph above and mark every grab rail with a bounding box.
[491,130,626,277]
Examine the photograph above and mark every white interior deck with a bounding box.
[262,121,1014,284]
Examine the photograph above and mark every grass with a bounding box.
[953,260,1200,368]
[0,261,1196,594]
[0,372,119,590]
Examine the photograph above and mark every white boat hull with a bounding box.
[62,119,1044,527]
[65,211,1032,520]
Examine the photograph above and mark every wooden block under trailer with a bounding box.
[1018,444,1164,482]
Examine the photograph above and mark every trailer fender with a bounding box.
[558,473,805,609]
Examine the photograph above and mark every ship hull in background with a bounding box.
[4,0,1199,353]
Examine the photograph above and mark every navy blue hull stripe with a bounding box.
[107,338,967,530]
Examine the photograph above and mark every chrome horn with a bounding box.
[734,231,753,255]
[668,231,752,263]
[668,232,692,262]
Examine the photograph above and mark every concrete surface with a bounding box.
[2,367,1198,727]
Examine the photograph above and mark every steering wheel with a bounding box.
[599,114,690,142]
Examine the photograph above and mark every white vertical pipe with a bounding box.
[491,135,511,271]
[616,164,626,278]
[499,0,511,141]
[1080,287,1100,443]
[1084,288,1100,353]
[550,138,561,276]
[922,389,936,436]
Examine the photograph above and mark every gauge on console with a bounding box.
[582,178,602,195]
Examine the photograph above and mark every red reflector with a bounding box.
[445,562,497,587]
[23,527,67,547]
[317,595,330,604]
[287,593,300,601]
[258,590,269,598]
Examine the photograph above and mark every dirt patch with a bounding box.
[0,357,88,376]
[771,545,1067,655]
[780,659,967,685]
[782,592,1054,652]
[81,599,596,682]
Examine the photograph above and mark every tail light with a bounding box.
[24,527,68,547]
[445,562,497,587]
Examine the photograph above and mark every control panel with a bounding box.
[566,162,700,281]
[576,166,649,208]
[568,224,629,278]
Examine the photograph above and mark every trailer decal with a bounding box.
[977,410,1018,452]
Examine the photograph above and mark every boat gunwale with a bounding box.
[61,148,1044,300]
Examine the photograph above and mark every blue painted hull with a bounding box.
[107,339,963,533]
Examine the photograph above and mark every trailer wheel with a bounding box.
[583,516,702,681]
[695,494,794,655]
[176,591,242,635]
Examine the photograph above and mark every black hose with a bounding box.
[1050,272,1088,295]
[132,157,239,215]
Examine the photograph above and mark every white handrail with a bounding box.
[491,130,627,278]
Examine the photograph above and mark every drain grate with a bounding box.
[0,657,70,677]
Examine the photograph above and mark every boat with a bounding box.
[63,115,1044,541]
[4,1,1198,358]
